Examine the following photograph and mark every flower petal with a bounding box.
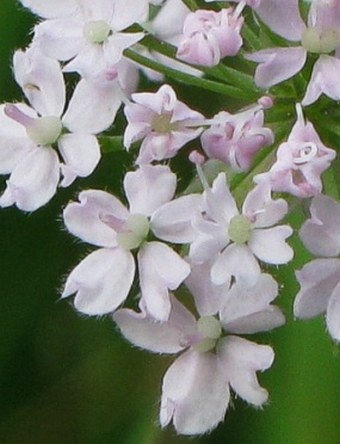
[160,349,230,435]
[113,294,196,354]
[246,47,307,88]
[220,274,285,334]
[218,336,274,406]
[294,258,340,319]
[62,247,135,315]
[124,165,176,216]
[58,133,100,187]
[326,281,340,342]
[63,189,129,247]
[299,193,340,257]
[138,242,191,321]
[151,194,202,243]
[249,226,293,264]
[0,147,59,211]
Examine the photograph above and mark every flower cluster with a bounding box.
[2,0,340,437]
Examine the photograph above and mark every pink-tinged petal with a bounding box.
[205,173,239,225]
[256,0,305,41]
[33,19,85,62]
[63,78,121,134]
[20,0,77,18]
[300,194,340,257]
[294,258,340,319]
[302,55,340,106]
[249,226,293,264]
[160,349,230,435]
[124,165,176,216]
[326,281,340,342]
[151,194,202,244]
[0,147,59,211]
[110,0,149,30]
[113,294,196,354]
[218,336,274,406]
[220,274,285,334]
[242,182,288,228]
[58,134,100,187]
[185,260,230,317]
[246,47,307,88]
[13,47,65,117]
[138,242,191,321]
[211,244,261,287]
[0,104,36,174]
[63,189,128,247]
[62,247,135,315]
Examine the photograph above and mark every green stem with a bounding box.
[124,49,256,99]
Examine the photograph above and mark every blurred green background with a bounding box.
[1,1,340,443]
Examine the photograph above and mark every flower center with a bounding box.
[301,27,339,54]
[192,316,222,353]
[151,113,179,133]
[83,20,111,44]
[228,214,252,244]
[116,214,150,250]
[26,116,62,146]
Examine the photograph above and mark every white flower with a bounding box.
[24,0,147,80]
[114,272,284,435]
[0,47,104,211]
[189,172,293,286]
[62,165,201,321]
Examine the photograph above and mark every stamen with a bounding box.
[293,142,318,164]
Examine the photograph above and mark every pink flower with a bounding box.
[124,84,204,164]
[295,194,340,342]
[62,165,201,321]
[176,8,244,67]
[114,272,283,435]
[254,105,336,198]
[200,101,274,171]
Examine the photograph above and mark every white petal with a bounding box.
[185,259,230,317]
[249,226,293,264]
[13,47,65,117]
[151,194,202,243]
[218,336,274,406]
[113,295,196,354]
[220,274,285,334]
[294,258,340,319]
[63,189,129,247]
[326,281,340,342]
[0,104,36,174]
[63,79,121,134]
[124,165,176,216]
[62,247,135,315]
[211,244,260,287]
[299,194,340,257]
[138,242,191,321]
[204,172,238,225]
[242,182,288,228]
[58,134,100,187]
[0,147,59,211]
[33,19,85,61]
[20,0,77,18]
[110,0,149,30]
[160,349,230,435]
